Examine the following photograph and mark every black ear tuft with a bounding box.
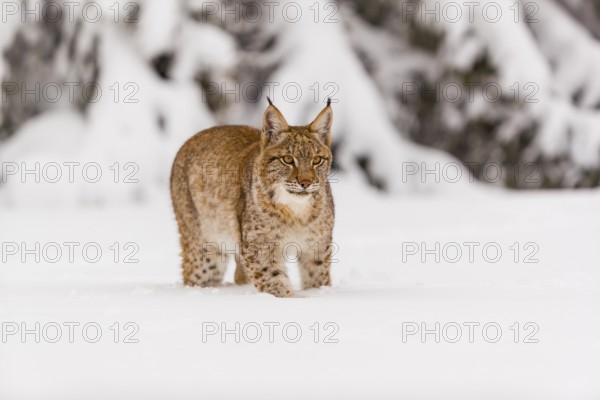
[327,97,331,107]
[267,96,273,106]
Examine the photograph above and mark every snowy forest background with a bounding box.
[1,0,600,205]
[2,2,600,398]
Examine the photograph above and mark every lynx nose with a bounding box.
[299,180,312,189]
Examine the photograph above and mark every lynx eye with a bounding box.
[312,156,323,165]
[282,155,294,165]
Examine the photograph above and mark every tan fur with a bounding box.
[170,102,334,297]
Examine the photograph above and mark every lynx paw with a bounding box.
[258,279,294,298]
[267,287,294,298]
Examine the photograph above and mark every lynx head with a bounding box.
[257,98,333,206]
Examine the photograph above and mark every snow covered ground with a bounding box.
[1,0,599,397]
[1,177,599,399]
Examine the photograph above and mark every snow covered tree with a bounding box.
[343,0,600,188]
[1,0,599,206]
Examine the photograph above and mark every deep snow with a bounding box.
[1,177,599,399]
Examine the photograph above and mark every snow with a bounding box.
[245,0,467,194]
[1,0,600,397]
[0,13,218,206]
[1,177,599,399]
[0,0,470,206]
[345,0,600,183]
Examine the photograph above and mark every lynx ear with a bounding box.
[309,99,333,146]
[262,98,289,146]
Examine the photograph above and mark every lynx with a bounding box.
[170,99,334,297]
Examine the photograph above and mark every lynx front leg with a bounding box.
[234,254,249,285]
[184,241,227,287]
[299,241,332,290]
[242,242,293,298]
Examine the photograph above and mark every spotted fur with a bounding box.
[170,102,334,297]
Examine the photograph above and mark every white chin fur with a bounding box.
[273,186,312,214]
